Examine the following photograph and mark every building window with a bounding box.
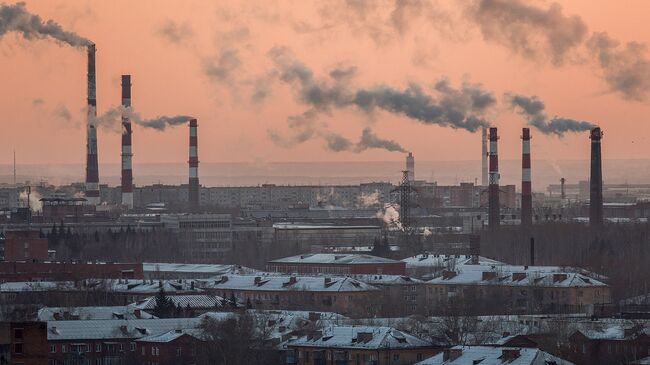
[393,354,400,361]
[62,345,67,353]
[142,346,146,355]
[14,343,23,354]
[119,343,124,352]
[14,328,23,340]
[176,347,182,357]
[50,344,56,353]
[96,343,101,352]
[417,353,423,360]
[130,342,136,351]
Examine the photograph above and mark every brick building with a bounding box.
[267,253,406,275]
[202,274,381,318]
[0,321,48,365]
[2,230,48,262]
[287,325,436,365]
[569,327,650,365]
[0,261,143,282]
[135,329,201,365]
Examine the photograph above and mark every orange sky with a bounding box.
[1,0,649,165]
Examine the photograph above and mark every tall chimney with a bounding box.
[488,127,500,229]
[590,127,603,228]
[521,128,532,228]
[188,119,199,210]
[121,75,133,209]
[481,127,488,186]
[85,44,100,205]
[406,152,415,182]
[530,237,535,266]
[560,177,566,200]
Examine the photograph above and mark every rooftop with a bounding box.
[415,346,573,365]
[201,275,378,292]
[47,317,202,341]
[269,253,399,265]
[135,294,231,310]
[288,325,431,350]
[38,305,155,321]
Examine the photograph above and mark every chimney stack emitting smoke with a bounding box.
[481,127,488,186]
[188,119,199,210]
[406,152,415,182]
[488,127,500,229]
[85,44,100,205]
[590,127,603,228]
[521,128,532,228]
[121,75,133,209]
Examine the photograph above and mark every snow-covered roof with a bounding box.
[350,274,423,285]
[38,305,155,321]
[47,318,202,341]
[415,346,574,365]
[272,223,380,230]
[427,264,607,288]
[288,325,431,350]
[402,254,504,268]
[135,295,229,310]
[200,275,378,292]
[269,253,399,265]
[143,263,256,275]
[135,328,202,343]
[0,279,203,294]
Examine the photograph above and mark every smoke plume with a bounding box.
[355,128,406,152]
[90,106,192,132]
[466,0,587,65]
[587,32,650,102]
[376,203,403,230]
[269,47,493,133]
[508,94,595,135]
[0,2,92,47]
[157,19,193,45]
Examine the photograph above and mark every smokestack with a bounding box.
[530,237,535,266]
[121,75,133,209]
[481,127,488,186]
[560,178,566,200]
[188,119,199,210]
[488,127,500,229]
[85,44,100,205]
[521,128,532,228]
[406,152,415,182]
[590,127,603,228]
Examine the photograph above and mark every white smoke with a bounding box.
[376,203,402,231]
[358,191,380,207]
[423,227,433,237]
[18,189,42,212]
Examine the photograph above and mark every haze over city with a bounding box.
[2,2,650,365]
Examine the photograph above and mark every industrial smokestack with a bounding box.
[560,178,566,200]
[406,152,415,182]
[85,44,100,205]
[188,119,199,210]
[488,127,500,229]
[590,127,603,228]
[530,237,535,266]
[521,128,532,228]
[481,127,488,186]
[121,75,133,209]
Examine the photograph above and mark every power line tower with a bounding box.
[398,170,411,229]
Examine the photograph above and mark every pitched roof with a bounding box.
[135,295,229,310]
[269,253,399,265]
[135,329,203,343]
[38,305,155,321]
[402,254,504,268]
[201,275,378,292]
[415,346,574,365]
[288,325,431,350]
[47,318,202,341]
[427,264,607,288]
[143,263,256,275]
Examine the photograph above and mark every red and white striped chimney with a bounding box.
[521,128,532,227]
[481,127,488,186]
[488,127,500,229]
[121,75,133,209]
[188,119,199,210]
[85,44,100,205]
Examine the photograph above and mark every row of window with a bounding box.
[50,342,135,354]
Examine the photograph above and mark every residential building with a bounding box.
[2,230,48,262]
[201,275,381,318]
[135,329,201,365]
[416,346,573,365]
[287,325,436,365]
[569,326,650,365]
[0,321,48,365]
[267,253,406,275]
